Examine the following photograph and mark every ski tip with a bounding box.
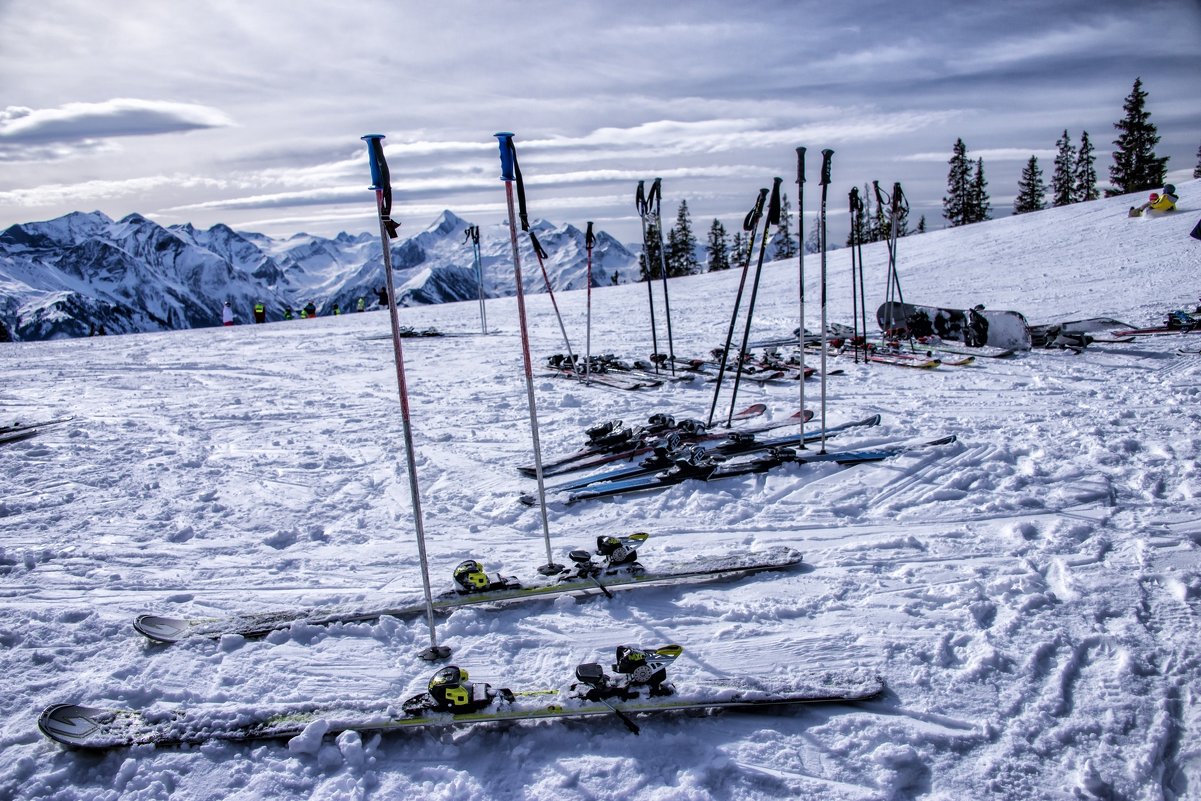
[38,704,111,747]
[133,615,190,643]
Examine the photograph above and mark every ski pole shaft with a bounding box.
[495,132,560,575]
[849,188,861,363]
[706,187,767,429]
[819,149,833,453]
[649,179,676,375]
[796,147,807,441]
[361,134,446,661]
[636,182,660,373]
[727,177,782,427]
[585,222,594,384]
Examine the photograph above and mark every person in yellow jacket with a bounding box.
[253,302,266,324]
[1130,183,1178,216]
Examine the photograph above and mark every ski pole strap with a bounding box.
[894,182,908,214]
[820,149,834,186]
[744,188,769,231]
[796,147,806,185]
[767,177,783,226]
[585,221,595,250]
[464,225,480,246]
[873,180,886,209]
[635,181,647,218]
[361,134,400,239]
[648,179,662,217]
[529,230,549,260]
[494,132,531,231]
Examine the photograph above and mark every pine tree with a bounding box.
[1075,131,1099,202]
[730,230,746,268]
[1014,156,1047,214]
[1051,130,1076,207]
[772,193,798,260]
[804,219,822,254]
[916,215,927,234]
[666,200,699,276]
[968,158,992,223]
[706,219,731,272]
[943,138,972,227]
[1109,77,1169,195]
[872,187,890,242]
[643,222,663,279]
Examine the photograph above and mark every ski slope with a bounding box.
[2,182,1200,800]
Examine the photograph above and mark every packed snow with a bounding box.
[2,182,1200,800]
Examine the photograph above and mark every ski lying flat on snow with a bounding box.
[39,671,884,750]
[133,546,802,644]
[566,433,956,504]
[524,413,880,502]
[0,416,74,446]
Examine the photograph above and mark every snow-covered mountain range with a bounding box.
[0,210,639,340]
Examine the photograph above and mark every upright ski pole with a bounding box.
[727,177,782,427]
[494,132,562,576]
[796,147,807,442]
[648,179,677,375]
[705,188,768,429]
[819,149,834,454]
[466,225,487,334]
[529,230,578,373]
[635,182,660,373]
[585,221,595,384]
[848,188,862,363]
[361,134,449,662]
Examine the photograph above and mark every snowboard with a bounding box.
[877,302,1032,351]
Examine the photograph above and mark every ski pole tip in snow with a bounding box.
[494,132,516,181]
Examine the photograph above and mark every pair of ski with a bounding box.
[565,429,957,504]
[543,361,663,391]
[39,641,883,749]
[522,413,878,504]
[523,403,783,478]
[132,535,803,644]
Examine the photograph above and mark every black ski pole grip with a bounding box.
[849,186,861,213]
[649,178,662,216]
[744,187,769,230]
[820,149,833,186]
[796,147,807,185]
[585,221,595,249]
[767,177,783,226]
[635,181,646,215]
[873,180,886,209]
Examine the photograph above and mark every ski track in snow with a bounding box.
[2,182,1201,800]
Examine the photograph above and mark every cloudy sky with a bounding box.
[1,0,1199,244]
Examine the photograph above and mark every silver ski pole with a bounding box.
[361,134,449,662]
[585,222,594,384]
[796,147,807,443]
[495,132,562,575]
[819,149,834,454]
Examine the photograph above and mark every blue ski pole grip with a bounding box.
[361,134,386,189]
[796,147,807,185]
[494,132,516,181]
[820,149,834,186]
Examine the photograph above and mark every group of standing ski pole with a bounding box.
[704,148,837,453]
[360,131,889,660]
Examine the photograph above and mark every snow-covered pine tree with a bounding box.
[943,138,972,227]
[731,230,746,268]
[666,200,699,276]
[706,219,731,272]
[1014,156,1047,214]
[1108,77,1168,195]
[967,158,992,223]
[1051,130,1076,207]
[771,193,797,260]
[1075,131,1099,202]
[916,215,927,234]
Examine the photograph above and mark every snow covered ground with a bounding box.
[2,182,1200,800]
